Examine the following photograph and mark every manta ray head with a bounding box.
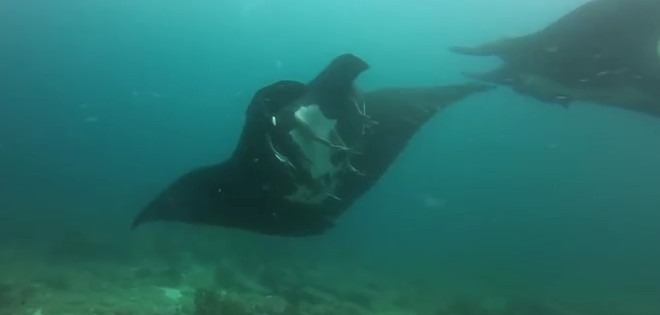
[263,55,369,205]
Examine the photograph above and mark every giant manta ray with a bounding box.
[450,0,660,117]
[132,54,492,236]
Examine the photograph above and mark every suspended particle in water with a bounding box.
[421,194,447,209]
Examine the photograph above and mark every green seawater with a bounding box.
[0,1,659,314]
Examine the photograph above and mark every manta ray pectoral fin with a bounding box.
[363,83,495,124]
[131,163,236,230]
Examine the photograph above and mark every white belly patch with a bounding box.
[285,104,346,205]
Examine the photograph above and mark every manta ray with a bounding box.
[450,0,660,117]
[131,54,492,236]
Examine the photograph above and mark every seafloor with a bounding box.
[1,223,658,315]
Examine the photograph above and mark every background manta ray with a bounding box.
[450,0,660,118]
[132,54,492,237]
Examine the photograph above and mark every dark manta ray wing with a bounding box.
[332,83,494,211]
[450,0,660,116]
[358,83,494,175]
[131,159,334,236]
[131,161,259,230]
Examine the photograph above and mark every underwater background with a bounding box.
[1,0,659,314]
